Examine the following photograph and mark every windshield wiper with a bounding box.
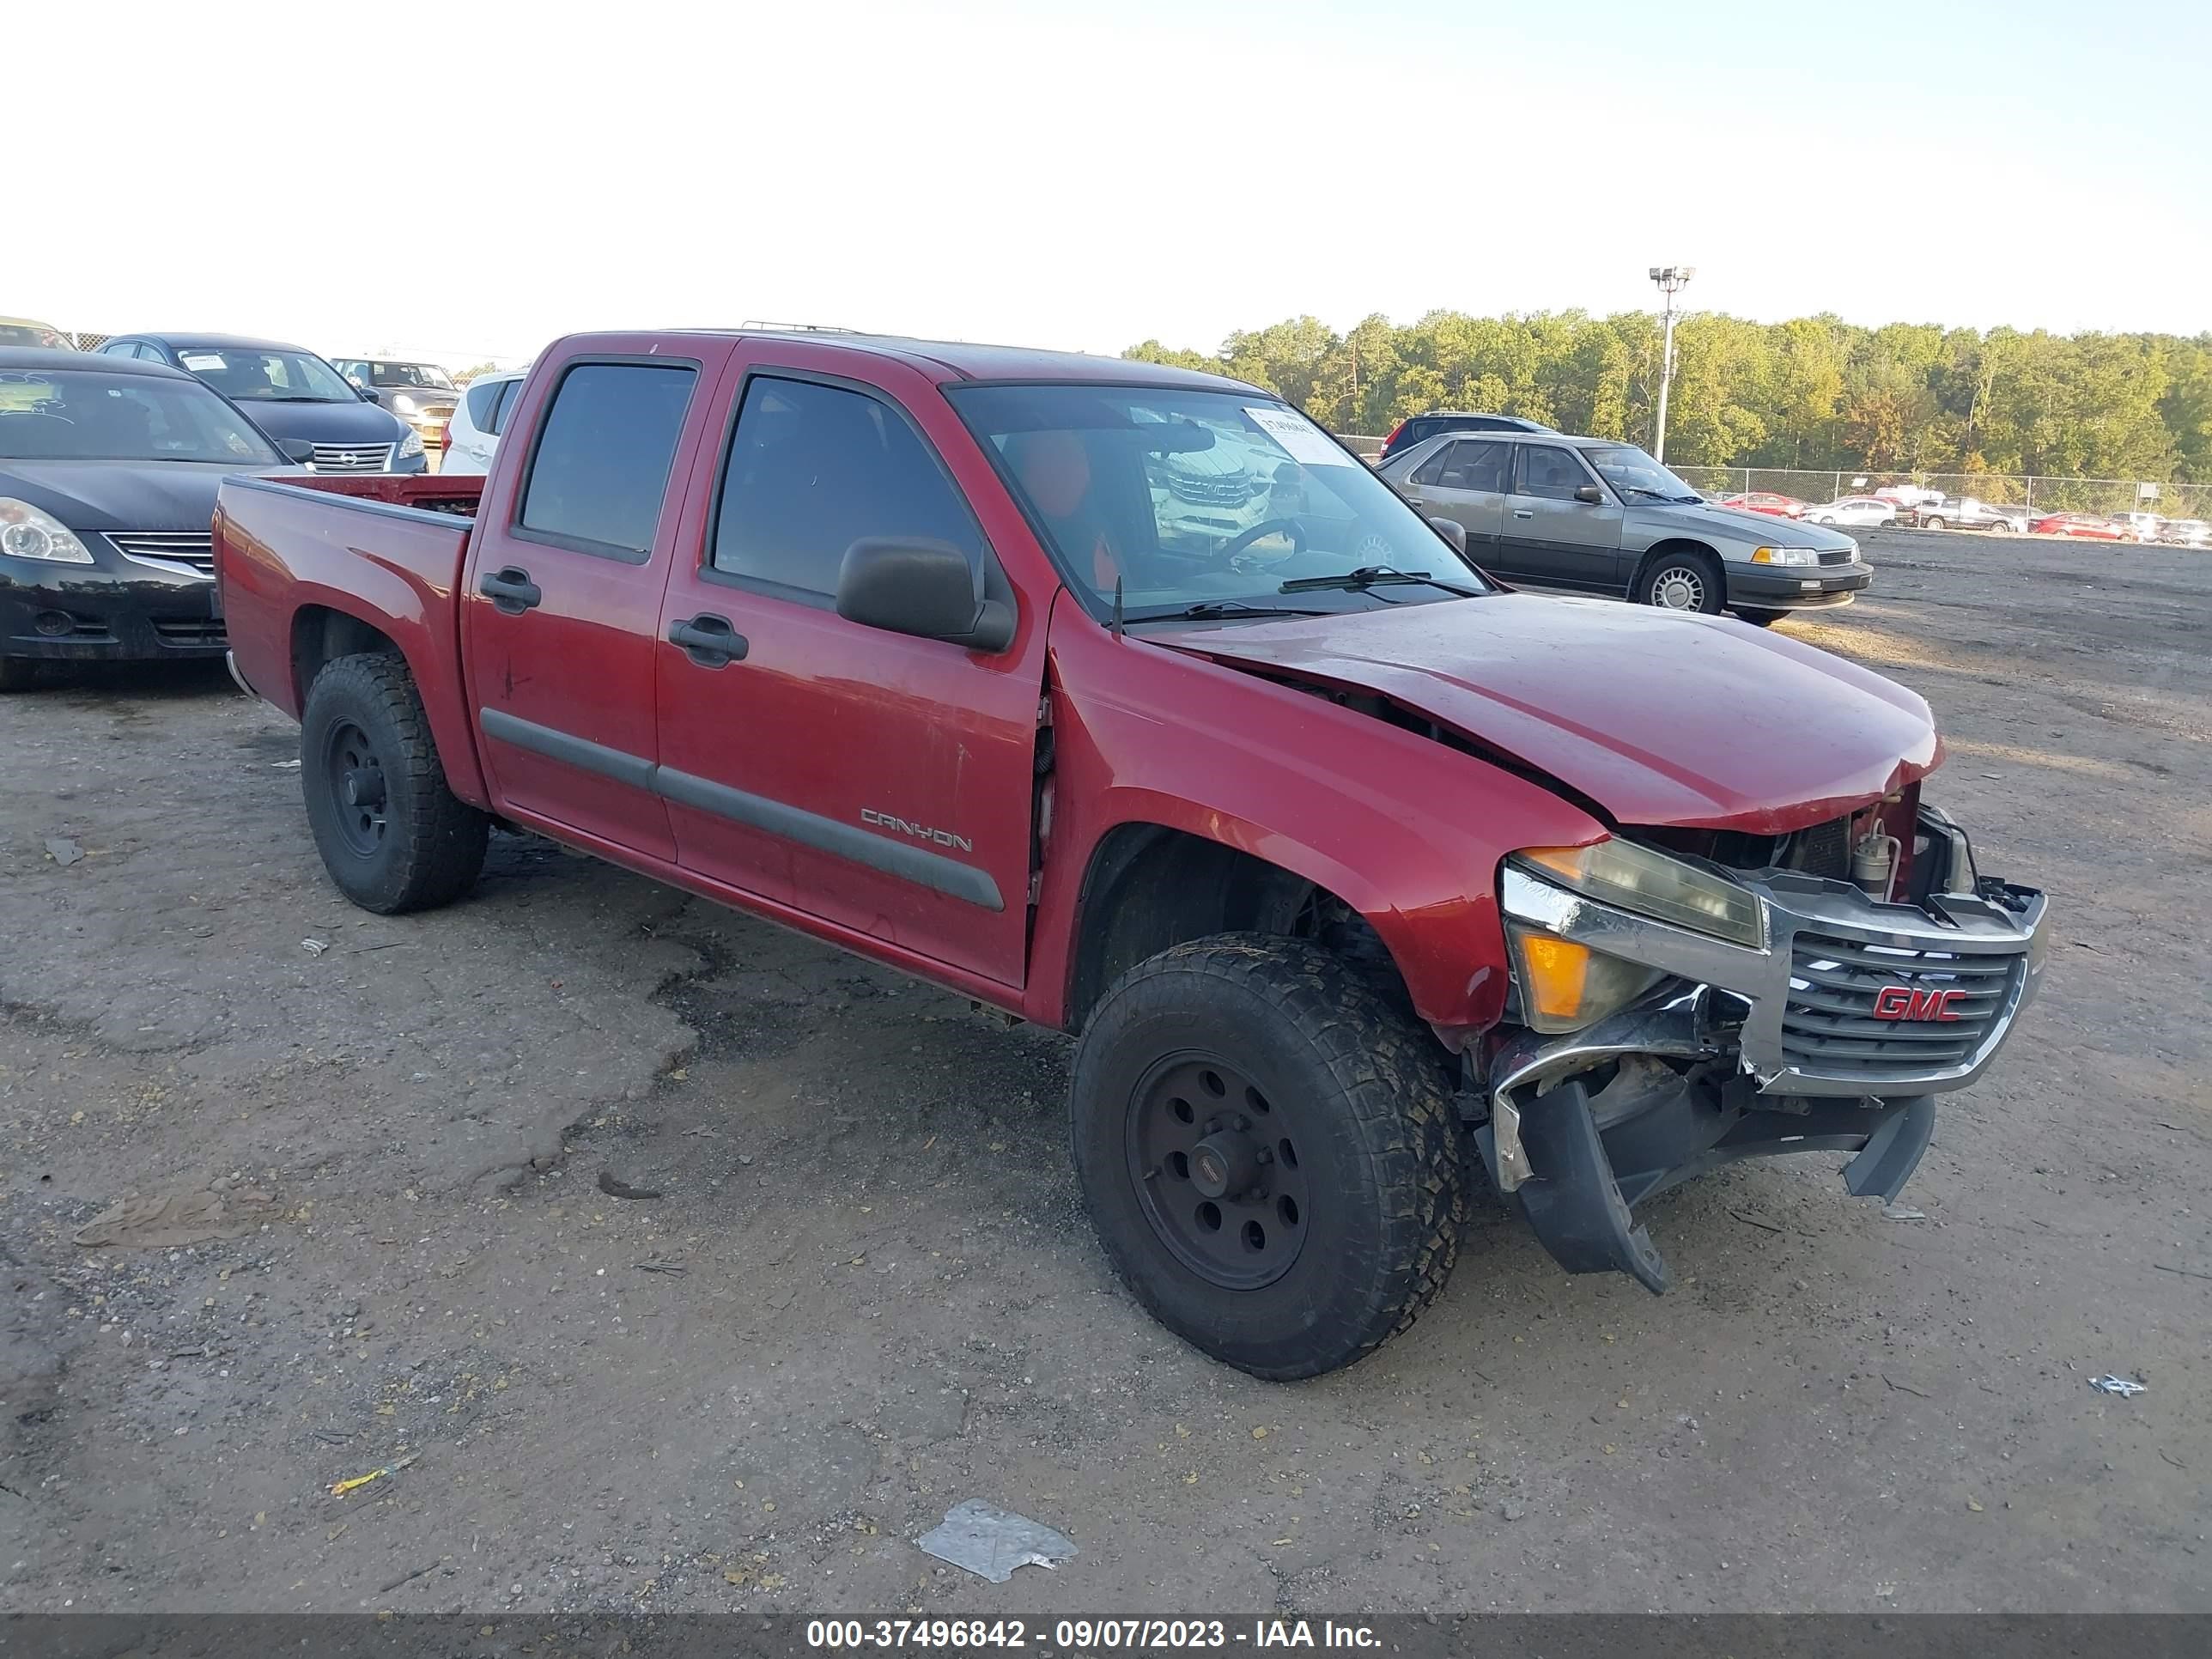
[1279,564,1483,598]
[1146,600,1335,622]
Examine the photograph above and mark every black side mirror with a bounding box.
[277,438,316,465]
[356,386,380,402]
[1426,515,1468,555]
[836,538,1015,653]
[1573,483,1605,505]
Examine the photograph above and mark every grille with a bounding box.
[309,442,394,472]
[1818,548,1854,564]
[1167,471,1259,507]
[151,617,228,647]
[1781,929,2018,1079]
[108,532,215,577]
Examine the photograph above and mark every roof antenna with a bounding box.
[1111,575,1125,640]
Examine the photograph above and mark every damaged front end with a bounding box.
[1470,799,2045,1292]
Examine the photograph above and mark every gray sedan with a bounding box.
[1378,431,1871,623]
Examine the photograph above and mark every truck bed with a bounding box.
[215,470,490,806]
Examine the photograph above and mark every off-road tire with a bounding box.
[1069,934,1465,1380]
[1635,547,1726,615]
[301,653,488,915]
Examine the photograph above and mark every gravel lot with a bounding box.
[3,527,2206,1614]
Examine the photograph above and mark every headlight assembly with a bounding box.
[1504,925,1665,1033]
[1751,545,1821,566]
[1511,838,1765,948]
[0,499,94,564]
[398,428,426,459]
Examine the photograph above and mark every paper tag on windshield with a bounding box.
[179,352,227,370]
[1244,405,1352,467]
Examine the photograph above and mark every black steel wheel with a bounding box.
[1126,1054,1312,1291]
[322,717,391,858]
[1071,934,1465,1380]
[301,653,488,915]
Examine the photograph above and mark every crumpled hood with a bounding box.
[1626,501,1856,550]
[0,460,259,534]
[1164,593,1939,834]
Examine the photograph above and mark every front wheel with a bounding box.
[301,653,489,915]
[1069,935,1465,1380]
[1635,549,1726,614]
[1732,607,1789,627]
[0,657,41,693]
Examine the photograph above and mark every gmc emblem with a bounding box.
[1873,985,1966,1022]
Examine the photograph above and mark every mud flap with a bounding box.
[1511,1079,1672,1294]
[1841,1093,1936,1202]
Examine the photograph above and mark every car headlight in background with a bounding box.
[1751,546,1821,566]
[398,428,426,459]
[1511,839,1766,948]
[392,393,417,414]
[0,499,94,563]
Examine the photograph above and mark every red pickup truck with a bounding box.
[216,331,2047,1379]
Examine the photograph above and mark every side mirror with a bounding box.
[836,538,1014,653]
[356,385,380,402]
[1426,515,1468,555]
[1573,483,1605,505]
[277,438,316,465]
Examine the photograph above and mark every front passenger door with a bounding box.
[1503,445,1625,591]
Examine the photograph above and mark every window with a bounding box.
[462,377,506,433]
[488,380,520,435]
[1516,445,1592,501]
[516,362,696,557]
[712,375,981,598]
[1437,440,1508,492]
[1409,445,1454,486]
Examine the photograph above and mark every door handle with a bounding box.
[1512,508,1534,519]
[478,565,542,614]
[668,612,749,668]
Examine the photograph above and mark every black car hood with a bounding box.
[0,459,267,533]
[223,398,406,447]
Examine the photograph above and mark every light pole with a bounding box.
[1648,264,1694,463]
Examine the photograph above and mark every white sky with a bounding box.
[20,0,2209,368]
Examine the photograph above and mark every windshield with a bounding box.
[0,368,280,464]
[1581,444,1702,502]
[174,346,356,403]
[365,361,454,391]
[948,384,1492,619]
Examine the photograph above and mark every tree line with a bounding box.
[1125,312,2212,483]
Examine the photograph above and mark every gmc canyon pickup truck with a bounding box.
[215,331,2047,1380]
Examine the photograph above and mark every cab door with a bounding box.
[651,351,1044,986]
[461,343,730,861]
[1501,443,1626,591]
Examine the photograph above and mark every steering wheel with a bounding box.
[1223,517,1307,568]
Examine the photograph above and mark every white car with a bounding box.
[440,367,528,476]
[1804,495,1898,527]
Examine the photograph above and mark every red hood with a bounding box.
[1163,594,1940,834]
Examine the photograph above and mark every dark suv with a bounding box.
[1375,410,1553,465]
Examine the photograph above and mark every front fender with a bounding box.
[1026,607,1606,1037]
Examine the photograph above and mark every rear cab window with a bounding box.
[514,362,698,560]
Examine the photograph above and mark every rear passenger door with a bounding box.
[1401,440,1510,568]
[1502,444,1626,591]
[462,349,727,861]
[653,356,1042,987]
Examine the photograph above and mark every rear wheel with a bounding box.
[1636,548,1725,615]
[1923,515,1947,531]
[301,653,489,914]
[1070,935,1465,1380]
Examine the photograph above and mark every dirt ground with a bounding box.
[3,527,2207,1616]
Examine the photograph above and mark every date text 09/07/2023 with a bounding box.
[805,1619,1382,1650]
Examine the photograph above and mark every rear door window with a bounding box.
[515,362,698,559]
[1438,440,1508,491]
[463,377,505,433]
[487,380,520,435]
[1515,445,1592,501]
[710,375,982,601]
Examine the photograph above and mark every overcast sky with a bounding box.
[20,0,2207,368]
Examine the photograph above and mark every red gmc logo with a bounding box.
[1873,985,1966,1022]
